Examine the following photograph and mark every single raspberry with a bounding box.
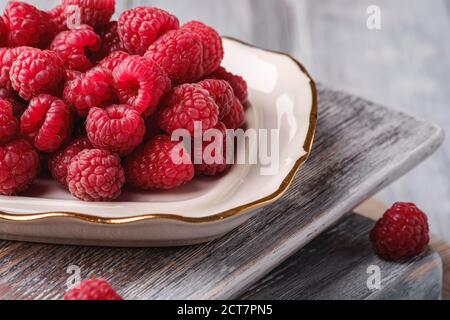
[97,21,125,59]
[182,21,223,76]
[118,7,179,55]
[48,136,93,187]
[48,5,68,35]
[113,55,171,115]
[158,84,219,134]
[3,1,52,48]
[64,279,123,300]
[0,99,19,144]
[125,135,194,190]
[98,50,129,73]
[86,105,145,156]
[63,66,116,117]
[198,79,234,119]
[209,66,248,104]
[67,149,125,201]
[0,88,26,117]
[62,0,115,29]
[0,16,6,47]
[20,94,73,153]
[10,49,65,101]
[0,46,34,91]
[370,202,430,261]
[0,138,39,195]
[50,25,101,72]
[222,98,245,130]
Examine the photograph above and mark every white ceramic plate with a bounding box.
[0,38,317,247]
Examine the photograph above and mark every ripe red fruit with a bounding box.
[0,16,6,47]
[48,5,68,34]
[20,95,73,153]
[64,279,123,300]
[62,0,115,29]
[209,66,248,105]
[97,21,125,59]
[222,98,245,130]
[0,99,19,144]
[0,88,26,117]
[0,46,35,91]
[198,79,234,119]
[98,50,129,73]
[370,202,430,261]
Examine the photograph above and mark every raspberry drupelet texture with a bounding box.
[145,29,204,84]
[67,149,125,201]
[118,7,180,55]
[0,16,6,47]
[48,5,68,35]
[158,84,219,134]
[0,138,39,195]
[86,105,145,156]
[63,66,116,117]
[198,79,234,119]
[20,94,73,153]
[98,50,129,73]
[370,202,430,261]
[113,55,171,115]
[0,88,26,117]
[50,25,101,72]
[48,136,93,187]
[10,49,65,101]
[125,135,194,191]
[222,97,245,130]
[0,46,34,91]
[209,66,249,105]
[182,21,224,76]
[97,21,125,59]
[64,279,123,300]
[0,99,19,144]
[62,0,115,29]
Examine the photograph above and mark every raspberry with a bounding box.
[48,136,93,187]
[0,16,6,47]
[63,66,116,117]
[182,21,224,76]
[0,88,26,117]
[198,79,234,119]
[0,138,39,195]
[64,279,123,300]
[370,202,430,261]
[0,46,34,91]
[158,84,219,134]
[97,21,125,59]
[20,94,73,153]
[98,50,129,73]
[48,5,68,35]
[86,105,145,156]
[125,135,194,190]
[113,55,171,115]
[209,66,248,104]
[3,1,52,48]
[222,98,245,130]
[0,99,19,144]
[145,29,204,84]
[10,49,65,101]
[67,149,125,201]
[50,25,101,72]
[62,0,115,28]
[118,7,179,55]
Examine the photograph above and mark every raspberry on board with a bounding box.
[182,21,224,76]
[370,202,430,261]
[48,5,68,35]
[118,6,180,55]
[67,149,125,201]
[113,55,171,115]
[98,50,130,73]
[10,49,65,101]
[86,105,145,156]
[48,136,93,187]
[62,0,115,29]
[198,79,234,119]
[63,66,116,117]
[20,94,73,153]
[64,279,123,300]
[145,29,204,84]
[97,21,125,59]
[221,98,245,130]
[209,66,249,105]
[0,46,35,91]
[0,99,19,144]
[125,134,194,191]
[158,84,219,134]
[0,138,40,195]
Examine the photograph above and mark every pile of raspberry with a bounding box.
[0,1,249,201]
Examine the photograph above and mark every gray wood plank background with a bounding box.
[0,0,448,242]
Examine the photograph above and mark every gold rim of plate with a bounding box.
[0,37,318,225]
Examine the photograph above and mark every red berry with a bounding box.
[67,149,125,201]
[98,50,129,73]
[62,0,115,29]
[145,29,204,84]
[370,202,430,261]
[118,7,179,55]
[158,84,219,134]
[97,21,125,59]
[48,136,93,187]
[86,105,145,156]
[0,88,26,117]
[0,46,34,91]
[209,66,248,105]
[198,79,234,119]
[64,279,122,300]
[63,66,116,117]
[0,99,19,144]
[125,135,194,190]
[222,98,245,130]
[48,5,68,34]
[20,94,73,153]
[10,49,65,101]
[113,55,171,115]
[0,138,39,195]
[182,21,224,76]
[0,16,7,47]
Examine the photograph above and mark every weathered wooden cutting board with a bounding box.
[0,86,443,299]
